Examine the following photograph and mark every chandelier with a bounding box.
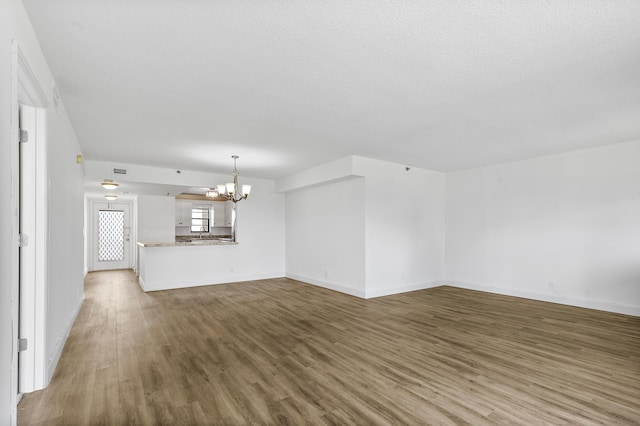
[206,155,251,203]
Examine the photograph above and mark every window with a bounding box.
[191,207,210,232]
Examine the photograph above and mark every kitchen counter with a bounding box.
[137,239,280,293]
[137,239,238,247]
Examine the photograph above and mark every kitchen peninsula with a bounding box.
[137,239,241,292]
[135,185,284,292]
[134,194,248,291]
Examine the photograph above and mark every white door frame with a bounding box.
[89,200,134,271]
[18,104,48,393]
[11,41,50,422]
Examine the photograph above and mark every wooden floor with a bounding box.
[18,270,640,425]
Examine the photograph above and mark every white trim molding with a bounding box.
[444,280,640,317]
[16,47,49,109]
[286,273,366,299]
[140,272,285,293]
[46,294,84,384]
[365,281,444,299]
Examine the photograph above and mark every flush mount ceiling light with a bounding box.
[104,194,117,201]
[205,155,252,203]
[101,179,118,190]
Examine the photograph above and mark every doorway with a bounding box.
[91,202,132,271]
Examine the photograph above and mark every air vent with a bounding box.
[113,168,127,174]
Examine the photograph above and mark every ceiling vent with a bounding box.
[113,168,127,174]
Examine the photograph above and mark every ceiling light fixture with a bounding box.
[101,179,118,190]
[104,194,117,201]
[205,155,251,243]
[205,155,251,203]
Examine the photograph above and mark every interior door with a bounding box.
[18,104,47,393]
[93,202,131,270]
[18,105,32,393]
[14,44,51,403]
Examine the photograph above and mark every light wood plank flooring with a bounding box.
[18,270,640,424]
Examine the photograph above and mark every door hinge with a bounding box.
[18,338,28,352]
[19,129,28,143]
[18,234,28,248]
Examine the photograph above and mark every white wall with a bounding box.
[1,0,85,422]
[43,99,85,382]
[276,156,356,192]
[218,178,286,279]
[354,157,446,298]
[446,141,640,316]
[283,156,446,298]
[137,195,175,243]
[286,178,367,297]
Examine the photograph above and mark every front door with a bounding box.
[93,202,132,270]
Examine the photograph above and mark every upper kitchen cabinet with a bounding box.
[175,200,192,226]
[213,201,230,227]
[224,201,234,226]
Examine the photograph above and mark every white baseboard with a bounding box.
[286,273,366,298]
[138,276,146,291]
[285,275,443,299]
[46,293,84,384]
[365,281,444,299]
[140,272,286,292]
[445,280,640,317]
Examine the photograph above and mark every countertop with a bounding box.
[138,240,238,247]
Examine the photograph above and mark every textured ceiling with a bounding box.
[22,0,640,179]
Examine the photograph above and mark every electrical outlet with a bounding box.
[548,281,555,290]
